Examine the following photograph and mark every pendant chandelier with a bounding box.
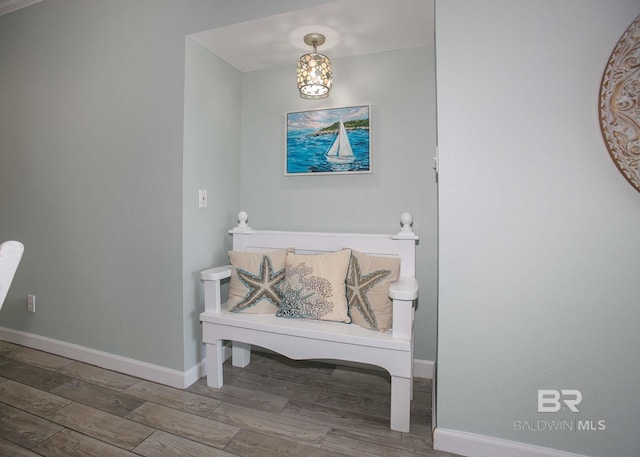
[297,33,332,99]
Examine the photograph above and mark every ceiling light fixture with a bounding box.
[297,33,332,99]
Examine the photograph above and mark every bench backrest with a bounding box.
[230,229,417,279]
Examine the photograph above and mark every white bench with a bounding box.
[199,212,419,432]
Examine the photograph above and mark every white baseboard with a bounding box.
[183,359,206,388]
[434,428,592,457]
[322,358,433,379]
[413,358,433,379]
[255,348,433,379]
[0,326,193,389]
[0,0,43,17]
[0,327,434,390]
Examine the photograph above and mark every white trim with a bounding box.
[183,359,206,388]
[0,0,43,16]
[434,428,593,457]
[0,327,193,389]
[256,348,433,379]
[0,327,433,389]
[413,358,433,379]
[325,358,433,379]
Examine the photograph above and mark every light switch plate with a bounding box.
[198,189,208,208]
[27,294,35,312]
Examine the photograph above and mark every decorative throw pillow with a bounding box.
[228,249,289,313]
[276,249,352,323]
[346,250,400,332]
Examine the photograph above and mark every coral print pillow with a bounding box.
[346,250,400,331]
[227,249,289,313]
[276,249,352,323]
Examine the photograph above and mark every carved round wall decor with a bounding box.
[599,14,640,193]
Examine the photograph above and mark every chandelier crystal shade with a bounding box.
[297,33,332,99]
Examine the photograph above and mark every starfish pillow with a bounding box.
[346,250,400,331]
[228,249,289,313]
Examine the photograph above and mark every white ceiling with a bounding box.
[0,0,434,72]
[191,0,434,73]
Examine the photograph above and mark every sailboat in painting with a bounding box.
[325,118,355,164]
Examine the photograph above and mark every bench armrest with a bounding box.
[389,276,418,301]
[201,265,232,281]
[201,265,232,313]
[389,276,418,340]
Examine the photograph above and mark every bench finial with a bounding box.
[397,212,416,238]
[235,211,251,231]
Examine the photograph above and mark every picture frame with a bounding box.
[285,104,371,176]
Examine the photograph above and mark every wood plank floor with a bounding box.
[0,341,462,457]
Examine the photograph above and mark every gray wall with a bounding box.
[182,37,241,371]
[436,1,640,456]
[0,0,437,396]
[239,48,438,361]
[0,0,323,371]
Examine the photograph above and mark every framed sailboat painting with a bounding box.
[285,105,371,176]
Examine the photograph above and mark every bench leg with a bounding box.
[410,356,414,401]
[410,375,414,401]
[390,375,411,433]
[205,341,224,388]
[232,342,251,368]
